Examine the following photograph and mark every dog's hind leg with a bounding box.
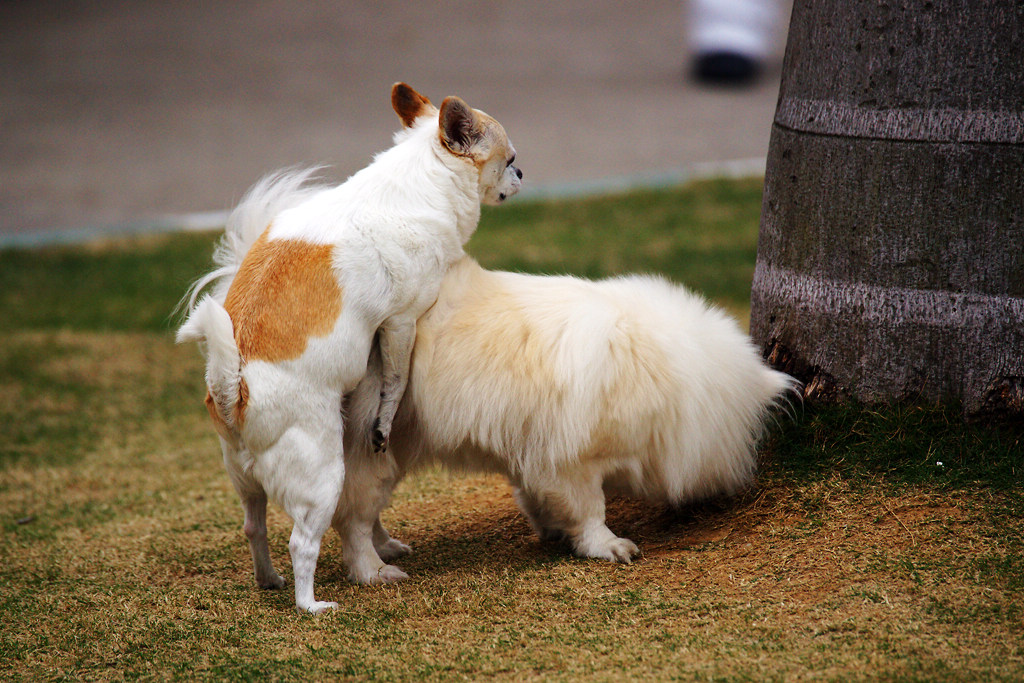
[524,468,640,564]
[222,442,286,590]
[512,486,566,542]
[287,503,340,614]
[265,406,345,614]
[337,511,410,585]
[333,445,409,584]
[243,490,287,589]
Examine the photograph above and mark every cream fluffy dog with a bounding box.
[176,84,521,612]
[333,256,797,583]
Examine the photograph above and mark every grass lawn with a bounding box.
[1,177,1022,681]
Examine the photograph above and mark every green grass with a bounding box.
[766,403,1023,491]
[1,178,1022,681]
[0,233,215,332]
[0,177,763,334]
[473,178,763,314]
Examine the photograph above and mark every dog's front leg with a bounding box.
[524,470,641,564]
[372,316,415,452]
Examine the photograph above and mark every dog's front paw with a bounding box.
[298,600,339,615]
[349,563,409,585]
[376,538,412,562]
[257,573,287,590]
[603,537,641,564]
[374,564,409,584]
[575,532,641,564]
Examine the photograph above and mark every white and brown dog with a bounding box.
[177,84,521,613]
[335,256,797,583]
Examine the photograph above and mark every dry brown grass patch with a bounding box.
[2,331,1022,681]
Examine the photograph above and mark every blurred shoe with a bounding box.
[692,51,761,86]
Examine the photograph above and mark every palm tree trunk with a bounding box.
[750,0,1024,419]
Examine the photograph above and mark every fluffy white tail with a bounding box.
[178,166,328,312]
[177,295,243,430]
[175,167,329,427]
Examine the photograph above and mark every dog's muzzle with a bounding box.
[500,167,524,201]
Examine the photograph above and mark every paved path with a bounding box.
[0,0,787,245]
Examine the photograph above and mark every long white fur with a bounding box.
[176,86,521,613]
[178,166,328,315]
[334,256,798,582]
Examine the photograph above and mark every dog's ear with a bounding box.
[391,83,433,128]
[438,96,483,157]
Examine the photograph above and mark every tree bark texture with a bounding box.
[750,0,1024,419]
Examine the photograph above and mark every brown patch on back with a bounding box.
[224,230,342,363]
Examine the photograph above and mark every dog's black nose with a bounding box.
[515,168,523,180]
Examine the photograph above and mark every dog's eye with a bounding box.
[506,154,516,167]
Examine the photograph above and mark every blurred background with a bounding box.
[0,0,789,245]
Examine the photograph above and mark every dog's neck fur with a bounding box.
[367,116,482,246]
